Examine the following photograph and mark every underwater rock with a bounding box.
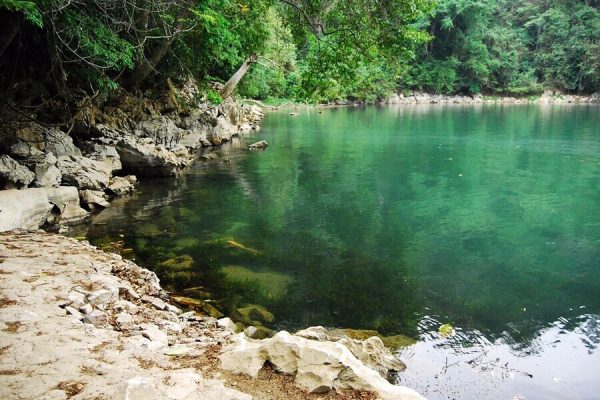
[170,296,224,319]
[243,325,275,340]
[233,304,275,326]
[106,176,135,196]
[248,140,269,150]
[159,255,194,270]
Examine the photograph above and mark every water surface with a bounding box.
[79,104,600,399]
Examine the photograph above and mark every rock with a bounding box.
[106,176,135,196]
[220,331,424,400]
[65,306,83,319]
[0,188,53,231]
[141,295,168,311]
[80,142,122,174]
[80,189,110,210]
[234,305,274,325]
[141,323,169,346]
[243,325,275,340]
[217,317,239,333]
[295,327,406,377]
[0,155,35,189]
[116,135,188,177]
[248,140,268,150]
[156,369,202,399]
[83,310,108,326]
[79,303,93,315]
[59,203,90,223]
[87,288,118,308]
[67,291,86,308]
[44,128,82,157]
[33,153,62,188]
[57,155,111,190]
[116,312,134,327]
[114,376,161,400]
[0,186,84,230]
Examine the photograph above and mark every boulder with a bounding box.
[81,141,122,174]
[217,317,239,333]
[44,128,82,157]
[233,304,275,326]
[33,153,62,188]
[295,327,406,377]
[106,176,134,196]
[0,186,89,231]
[116,136,187,176]
[7,124,76,158]
[0,188,52,231]
[0,154,35,189]
[243,325,275,340]
[219,331,424,400]
[57,155,111,190]
[80,189,110,210]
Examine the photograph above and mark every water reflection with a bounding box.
[74,104,600,399]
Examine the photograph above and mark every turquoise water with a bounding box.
[80,104,600,399]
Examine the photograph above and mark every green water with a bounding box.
[79,104,600,399]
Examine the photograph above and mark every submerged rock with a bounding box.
[248,140,269,150]
[243,325,275,340]
[233,304,275,326]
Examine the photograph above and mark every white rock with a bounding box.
[0,154,35,189]
[83,310,108,326]
[142,324,169,346]
[220,331,424,400]
[116,312,134,326]
[114,376,161,400]
[217,317,238,333]
[142,295,168,311]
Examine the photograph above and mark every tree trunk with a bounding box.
[0,11,23,58]
[125,36,176,90]
[219,54,258,100]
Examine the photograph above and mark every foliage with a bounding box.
[402,0,600,94]
[0,0,42,26]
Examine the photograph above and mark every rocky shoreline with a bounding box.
[0,230,424,400]
[0,81,264,232]
[380,90,600,105]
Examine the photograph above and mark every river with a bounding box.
[76,104,600,399]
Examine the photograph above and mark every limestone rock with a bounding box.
[83,310,108,327]
[81,142,122,174]
[0,189,53,231]
[106,176,135,196]
[80,189,110,210]
[0,155,35,189]
[33,153,61,188]
[220,331,424,400]
[234,305,274,325]
[217,317,238,333]
[44,128,82,157]
[57,155,111,190]
[116,136,187,176]
[141,323,169,347]
[243,325,275,340]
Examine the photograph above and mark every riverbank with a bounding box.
[0,230,424,400]
[0,80,263,232]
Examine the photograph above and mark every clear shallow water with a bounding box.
[77,104,600,399]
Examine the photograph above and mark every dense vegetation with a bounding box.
[0,0,599,106]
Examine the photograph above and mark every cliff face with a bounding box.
[0,81,264,232]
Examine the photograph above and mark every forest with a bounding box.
[0,0,599,106]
